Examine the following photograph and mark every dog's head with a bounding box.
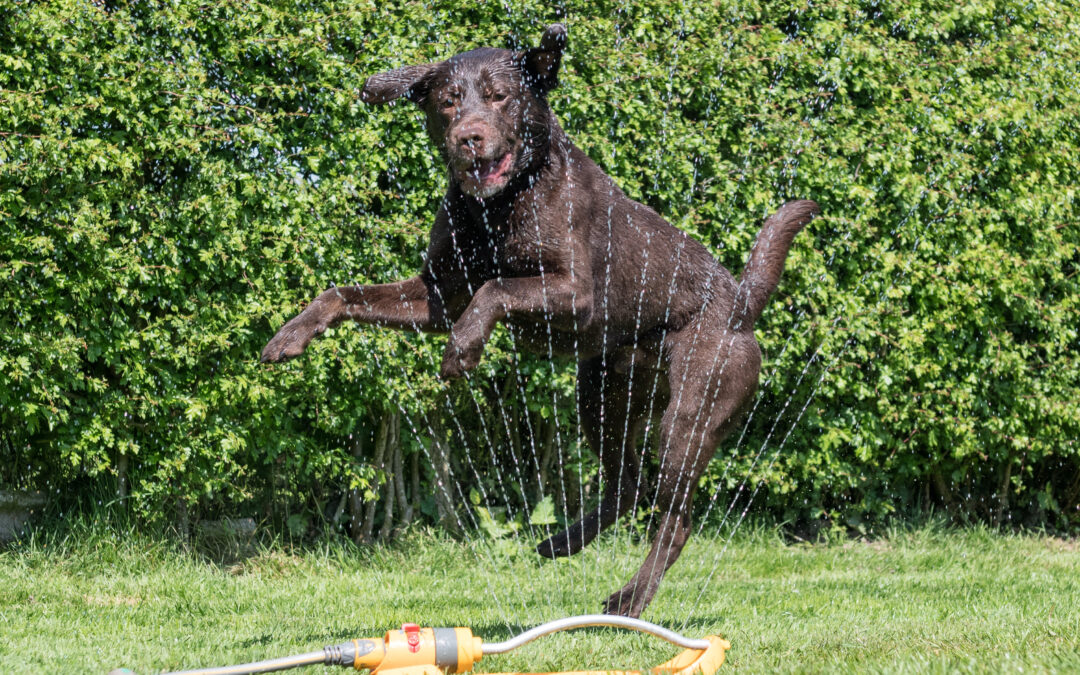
[361,24,567,199]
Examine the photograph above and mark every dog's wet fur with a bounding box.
[262,25,820,618]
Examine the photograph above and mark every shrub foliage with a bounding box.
[2,0,1078,534]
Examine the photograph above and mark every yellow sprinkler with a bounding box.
[116,615,730,675]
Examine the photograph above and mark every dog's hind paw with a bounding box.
[602,586,644,618]
[535,533,573,559]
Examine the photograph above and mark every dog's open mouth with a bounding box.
[460,152,514,196]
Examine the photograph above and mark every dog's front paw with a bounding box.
[439,343,481,379]
[261,316,323,363]
[440,333,484,379]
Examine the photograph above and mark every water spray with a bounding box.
[110,615,729,675]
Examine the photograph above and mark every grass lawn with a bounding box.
[0,523,1078,674]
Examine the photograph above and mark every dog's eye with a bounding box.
[488,91,507,103]
[440,93,458,110]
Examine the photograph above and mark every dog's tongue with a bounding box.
[472,152,513,186]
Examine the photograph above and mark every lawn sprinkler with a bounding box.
[111,615,729,675]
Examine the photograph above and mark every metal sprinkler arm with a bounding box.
[481,615,712,654]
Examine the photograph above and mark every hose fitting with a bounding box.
[323,639,380,668]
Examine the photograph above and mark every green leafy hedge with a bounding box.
[1,0,1078,534]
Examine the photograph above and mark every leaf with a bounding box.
[529,496,557,526]
[476,507,510,539]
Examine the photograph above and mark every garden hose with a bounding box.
[113,614,729,675]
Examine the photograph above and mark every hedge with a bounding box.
[1,0,1078,536]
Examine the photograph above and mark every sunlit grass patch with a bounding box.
[1,523,1078,674]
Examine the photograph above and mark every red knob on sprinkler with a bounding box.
[402,623,421,653]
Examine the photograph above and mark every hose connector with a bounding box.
[323,639,381,668]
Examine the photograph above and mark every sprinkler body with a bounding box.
[137,615,729,675]
[327,624,483,674]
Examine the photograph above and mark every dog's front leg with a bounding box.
[261,276,451,363]
[440,275,588,379]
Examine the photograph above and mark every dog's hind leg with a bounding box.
[536,354,651,559]
[602,328,760,617]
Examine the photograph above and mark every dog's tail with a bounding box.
[732,199,820,329]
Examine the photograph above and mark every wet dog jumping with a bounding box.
[262,24,819,618]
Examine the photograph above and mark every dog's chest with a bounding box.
[460,225,549,279]
[457,194,567,280]
[495,227,550,277]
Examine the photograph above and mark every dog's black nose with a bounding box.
[452,122,488,155]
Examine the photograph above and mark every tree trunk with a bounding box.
[176,498,190,542]
[1064,465,1080,512]
[931,469,957,518]
[993,460,1012,528]
[379,413,400,541]
[538,416,557,501]
[358,414,390,544]
[116,451,129,500]
[410,449,421,524]
[346,432,366,539]
[394,415,413,527]
[429,413,458,533]
[331,491,347,529]
[502,371,524,470]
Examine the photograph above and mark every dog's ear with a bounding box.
[519,24,567,93]
[361,63,436,105]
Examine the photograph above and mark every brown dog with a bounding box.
[262,24,819,618]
